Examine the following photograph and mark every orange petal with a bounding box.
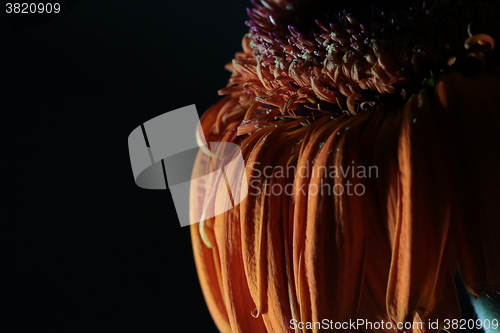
[190,98,239,333]
[356,106,401,332]
[296,113,369,330]
[291,116,335,329]
[191,219,232,333]
[387,88,452,324]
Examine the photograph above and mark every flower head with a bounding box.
[190,1,500,332]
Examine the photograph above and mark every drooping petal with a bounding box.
[356,106,401,332]
[387,89,453,324]
[213,204,268,332]
[204,122,271,332]
[292,116,336,328]
[284,113,369,331]
[190,97,241,333]
[239,121,303,332]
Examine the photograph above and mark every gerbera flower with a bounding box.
[190,0,500,332]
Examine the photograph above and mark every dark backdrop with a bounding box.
[1,1,248,332]
[0,1,483,332]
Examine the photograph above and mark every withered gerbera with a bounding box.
[190,0,500,332]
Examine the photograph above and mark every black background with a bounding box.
[1,1,248,332]
[0,1,485,332]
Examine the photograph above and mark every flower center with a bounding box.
[221,0,499,134]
